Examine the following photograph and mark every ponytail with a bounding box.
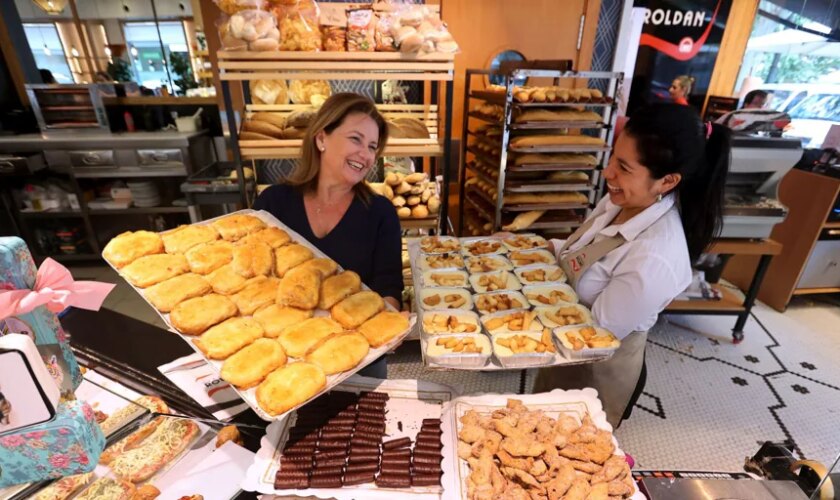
[677,123,730,261]
[624,104,731,261]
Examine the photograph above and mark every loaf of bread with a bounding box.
[251,112,286,129]
[546,171,590,183]
[285,108,317,129]
[388,117,430,139]
[510,135,605,148]
[243,120,285,139]
[513,153,599,166]
[502,210,545,231]
[505,192,588,204]
[281,127,307,139]
[514,109,603,123]
[240,131,276,141]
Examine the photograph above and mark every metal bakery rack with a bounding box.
[216,50,456,233]
[458,63,623,237]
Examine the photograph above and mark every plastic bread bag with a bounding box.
[218,9,279,51]
[374,11,397,52]
[249,79,289,104]
[288,80,331,105]
[346,7,376,52]
[274,0,322,51]
[390,4,458,54]
[319,3,346,51]
[214,0,268,15]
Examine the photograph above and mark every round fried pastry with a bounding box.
[256,362,326,416]
[102,230,164,268]
[358,311,410,348]
[221,338,287,388]
[170,293,238,336]
[305,331,370,375]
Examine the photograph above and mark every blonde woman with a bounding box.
[669,75,694,105]
[254,93,402,378]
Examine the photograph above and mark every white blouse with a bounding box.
[551,194,692,339]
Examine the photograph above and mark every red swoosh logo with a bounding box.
[208,384,232,397]
[640,0,721,61]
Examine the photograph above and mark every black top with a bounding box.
[253,184,404,302]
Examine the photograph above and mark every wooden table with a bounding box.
[663,238,783,343]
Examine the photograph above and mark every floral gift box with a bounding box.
[0,400,104,488]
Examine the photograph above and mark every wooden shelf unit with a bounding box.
[217,50,456,233]
[723,169,840,311]
[457,67,622,238]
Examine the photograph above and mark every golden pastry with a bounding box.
[305,331,369,375]
[231,242,273,278]
[331,291,385,329]
[170,293,238,336]
[274,243,314,277]
[161,224,219,254]
[211,214,266,241]
[193,317,264,360]
[319,270,361,310]
[276,266,321,310]
[143,273,210,313]
[221,338,287,389]
[121,254,189,288]
[277,317,343,358]
[207,264,248,295]
[185,240,234,275]
[296,257,339,279]
[357,311,409,348]
[253,305,314,338]
[102,230,164,268]
[236,227,291,249]
[230,276,280,315]
[256,362,326,416]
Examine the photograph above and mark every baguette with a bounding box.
[546,170,590,183]
[240,131,276,141]
[514,109,603,123]
[502,210,546,231]
[514,152,599,166]
[510,134,605,148]
[243,120,284,138]
[505,192,588,204]
[251,112,286,129]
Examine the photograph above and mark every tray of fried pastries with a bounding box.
[242,375,457,499]
[100,209,413,421]
[441,389,644,500]
[407,235,617,371]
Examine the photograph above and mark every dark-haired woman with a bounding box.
[534,103,731,426]
[254,93,403,378]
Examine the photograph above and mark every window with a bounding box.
[23,24,74,84]
[123,21,189,92]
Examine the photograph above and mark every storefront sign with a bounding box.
[628,0,733,112]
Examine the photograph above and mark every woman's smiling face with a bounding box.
[603,132,680,209]
[316,112,380,186]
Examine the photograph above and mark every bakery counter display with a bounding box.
[440,390,642,499]
[19,371,247,500]
[242,376,454,497]
[101,210,411,421]
[458,68,623,237]
[407,236,619,371]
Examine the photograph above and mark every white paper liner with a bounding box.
[440,388,644,500]
[242,376,458,499]
[103,209,413,422]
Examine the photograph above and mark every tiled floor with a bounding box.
[74,265,840,473]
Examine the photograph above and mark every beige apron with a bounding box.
[533,216,648,427]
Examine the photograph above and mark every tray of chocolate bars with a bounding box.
[242,375,458,499]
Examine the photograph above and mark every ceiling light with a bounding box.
[130,46,138,57]
[31,0,68,15]
[104,47,112,56]
[70,46,79,57]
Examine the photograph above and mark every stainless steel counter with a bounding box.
[0,131,208,152]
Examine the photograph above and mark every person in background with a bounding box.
[741,89,768,109]
[668,75,694,105]
[533,104,731,426]
[253,93,402,379]
[39,69,56,84]
[94,71,113,83]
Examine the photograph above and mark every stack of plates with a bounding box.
[127,181,161,207]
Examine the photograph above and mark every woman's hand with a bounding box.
[384,296,401,311]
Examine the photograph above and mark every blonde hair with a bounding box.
[674,75,694,96]
[289,93,389,204]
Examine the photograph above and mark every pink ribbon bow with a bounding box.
[0,258,115,318]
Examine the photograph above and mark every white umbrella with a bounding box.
[747,29,840,57]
